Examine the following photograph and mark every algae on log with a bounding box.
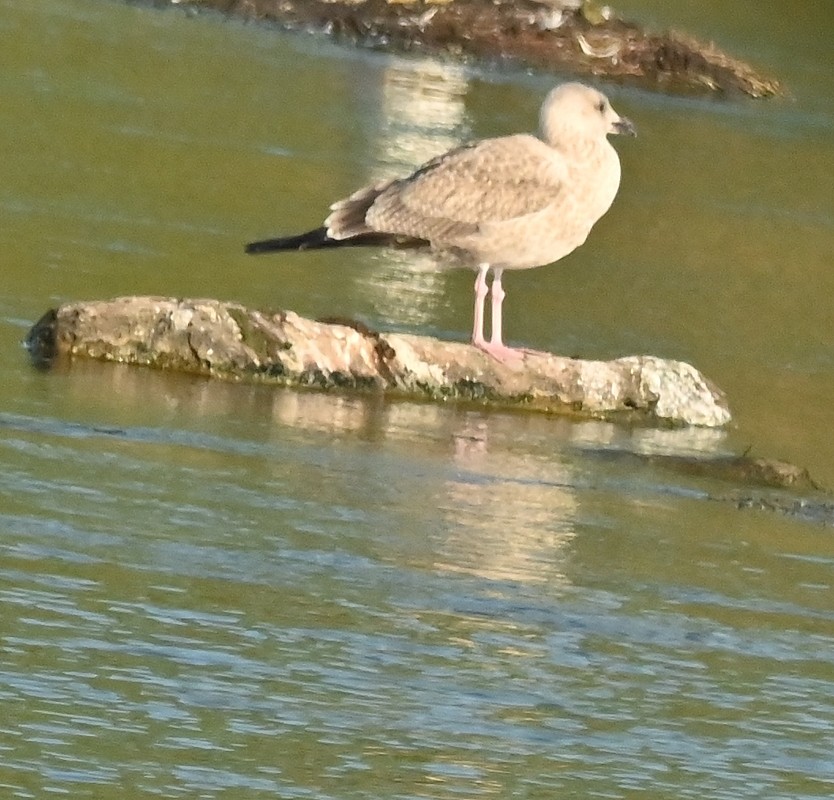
[164,0,782,98]
[586,448,834,526]
[25,296,731,428]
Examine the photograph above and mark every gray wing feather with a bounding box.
[325,179,394,240]
[366,135,566,242]
[323,134,566,245]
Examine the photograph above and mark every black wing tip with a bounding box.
[244,228,330,254]
[244,237,293,255]
[243,228,428,255]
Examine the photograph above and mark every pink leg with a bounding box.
[472,264,489,348]
[472,266,523,365]
[490,268,506,347]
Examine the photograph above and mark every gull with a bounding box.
[245,82,635,363]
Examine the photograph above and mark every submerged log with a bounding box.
[591,448,820,492]
[25,296,731,428]
[159,0,782,98]
[588,448,832,525]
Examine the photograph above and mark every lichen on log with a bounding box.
[156,0,782,98]
[25,296,731,428]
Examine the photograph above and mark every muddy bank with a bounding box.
[154,0,781,98]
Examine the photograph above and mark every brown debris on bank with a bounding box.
[165,0,781,98]
[25,296,731,428]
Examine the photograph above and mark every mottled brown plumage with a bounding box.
[246,82,635,363]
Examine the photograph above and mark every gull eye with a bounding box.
[596,100,607,114]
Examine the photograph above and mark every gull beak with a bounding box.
[612,115,637,136]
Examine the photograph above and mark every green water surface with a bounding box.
[1,1,833,797]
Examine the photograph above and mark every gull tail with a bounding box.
[245,226,426,255]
